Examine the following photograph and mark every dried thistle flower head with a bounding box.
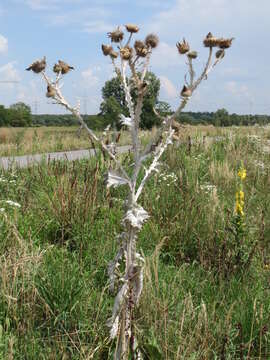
[181,85,192,98]
[203,32,219,47]
[110,50,119,59]
[58,60,74,74]
[187,51,198,59]
[125,24,139,33]
[26,56,46,73]
[108,27,124,43]
[218,38,234,49]
[176,39,190,54]
[102,44,113,56]
[134,40,148,57]
[53,63,62,73]
[120,46,133,61]
[145,34,159,49]
[215,49,225,59]
[46,85,56,98]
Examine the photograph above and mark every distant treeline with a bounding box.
[177,109,270,127]
[31,114,109,130]
[32,109,270,128]
[1,103,270,128]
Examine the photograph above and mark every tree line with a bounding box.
[1,73,270,128]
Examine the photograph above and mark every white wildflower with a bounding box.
[200,184,217,193]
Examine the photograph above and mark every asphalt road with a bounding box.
[0,145,132,170]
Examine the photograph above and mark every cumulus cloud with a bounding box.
[0,34,8,54]
[81,67,99,86]
[224,81,251,100]
[159,76,178,98]
[151,41,182,69]
[0,62,20,84]
[21,0,83,11]
[83,20,112,34]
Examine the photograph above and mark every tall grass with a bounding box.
[0,128,269,358]
[0,127,132,157]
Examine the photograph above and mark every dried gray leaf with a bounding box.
[107,170,129,188]
[107,282,128,338]
[119,114,132,127]
[133,266,143,305]
[123,205,149,229]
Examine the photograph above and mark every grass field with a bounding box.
[0,126,133,157]
[0,125,269,157]
[0,125,270,359]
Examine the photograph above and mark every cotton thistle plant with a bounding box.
[27,26,233,359]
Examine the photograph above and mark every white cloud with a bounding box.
[0,34,8,54]
[150,41,182,69]
[0,62,20,84]
[83,20,112,34]
[81,67,99,85]
[159,75,178,98]
[225,81,250,99]
[21,0,83,11]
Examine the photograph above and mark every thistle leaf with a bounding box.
[123,205,149,229]
[119,114,132,127]
[106,170,129,188]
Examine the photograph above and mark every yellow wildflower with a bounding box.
[235,200,244,216]
[239,190,244,201]
[238,167,246,181]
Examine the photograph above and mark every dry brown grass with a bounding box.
[0,127,131,156]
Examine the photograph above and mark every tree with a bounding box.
[100,71,161,129]
[213,108,229,127]
[8,102,32,127]
[0,105,8,126]
[155,101,173,116]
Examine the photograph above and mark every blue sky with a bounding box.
[0,0,269,115]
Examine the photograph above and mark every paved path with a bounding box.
[0,146,132,170]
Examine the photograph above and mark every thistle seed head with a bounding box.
[203,32,219,47]
[134,40,148,57]
[107,27,124,43]
[125,24,139,33]
[53,63,62,73]
[176,39,190,54]
[120,46,133,61]
[110,50,119,59]
[26,56,46,73]
[46,85,56,98]
[145,33,159,48]
[218,38,234,49]
[215,49,225,59]
[102,44,113,56]
[58,60,74,74]
[181,85,192,98]
[187,51,198,59]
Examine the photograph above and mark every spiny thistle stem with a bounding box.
[27,27,233,360]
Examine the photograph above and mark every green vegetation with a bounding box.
[0,127,132,157]
[100,72,162,129]
[0,102,32,127]
[0,127,269,359]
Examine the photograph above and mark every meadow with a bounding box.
[0,125,267,157]
[0,125,270,359]
[0,127,132,157]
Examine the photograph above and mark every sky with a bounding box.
[0,0,269,115]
